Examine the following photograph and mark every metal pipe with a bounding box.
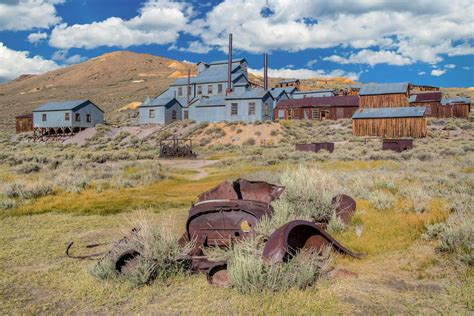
[187,68,191,105]
[226,33,233,95]
[264,53,268,90]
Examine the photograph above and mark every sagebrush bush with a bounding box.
[3,182,53,199]
[369,190,395,211]
[0,197,17,209]
[15,162,41,174]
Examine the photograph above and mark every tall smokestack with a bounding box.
[187,68,191,105]
[226,33,233,95]
[263,53,268,90]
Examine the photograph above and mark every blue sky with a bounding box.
[0,0,473,86]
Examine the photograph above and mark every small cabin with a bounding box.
[352,107,427,138]
[438,97,471,119]
[139,97,183,125]
[15,113,33,133]
[32,100,104,134]
[359,82,409,108]
[274,96,359,121]
[275,79,300,90]
[409,92,442,117]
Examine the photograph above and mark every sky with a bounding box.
[0,0,473,86]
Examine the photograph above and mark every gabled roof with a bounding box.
[282,87,297,95]
[276,96,359,108]
[409,92,442,103]
[270,88,288,99]
[226,88,273,100]
[33,100,103,112]
[352,107,426,119]
[359,82,409,96]
[441,97,471,105]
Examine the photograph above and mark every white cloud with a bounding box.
[324,49,412,66]
[305,59,317,68]
[249,67,360,81]
[0,42,60,82]
[463,66,471,70]
[49,0,192,49]
[444,64,456,69]
[52,50,87,64]
[418,71,426,75]
[191,0,474,65]
[174,41,212,54]
[0,0,63,31]
[431,69,446,76]
[27,32,48,44]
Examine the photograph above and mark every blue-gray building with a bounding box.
[139,95,183,125]
[32,99,104,132]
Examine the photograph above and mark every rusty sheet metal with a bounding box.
[332,194,356,225]
[115,250,141,275]
[186,200,274,247]
[382,139,413,152]
[206,262,230,287]
[262,220,364,264]
[197,179,284,203]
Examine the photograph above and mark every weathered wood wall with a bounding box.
[437,103,470,119]
[410,101,439,117]
[359,93,409,108]
[16,116,33,133]
[352,117,427,138]
[274,106,358,121]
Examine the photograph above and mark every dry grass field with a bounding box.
[0,115,473,314]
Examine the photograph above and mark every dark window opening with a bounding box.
[42,114,47,122]
[231,103,238,115]
[183,110,189,120]
[208,85,213,95]
[149,109,155,118]
[218,84,223,94]
[86,114,91,123]
[65,113,70,121]
[178,87,183,96]
[248,102,256,115]
[171,110,177,120]
[75,113,81,122]
[197,85,202,95]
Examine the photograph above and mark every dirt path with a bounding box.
[158,159,218,180]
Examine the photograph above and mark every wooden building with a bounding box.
[352,107,427,138]
[359,82,409,108]
[409,92,442,117]
[275,79,300,90]
[274,96,359,121]
[438,97,471,119]
[15,113,33,133]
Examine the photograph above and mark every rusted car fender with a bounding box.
[262,220,364,264]
[332,194,357,225]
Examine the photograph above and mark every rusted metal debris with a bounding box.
[262,220,364,265]
[70,178,362,288]
[160,136,196,158]
[295,142,335,153]
[382,138,413,153]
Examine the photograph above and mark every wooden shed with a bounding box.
[409,92,442,117]
[438,97,471,119]
[352,107,427,138]
[274,96,359,121]
[15,113,33,133]
[359,82,409,108]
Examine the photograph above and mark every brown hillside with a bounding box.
[0,51,195,126]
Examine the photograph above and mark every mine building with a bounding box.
[438,97,471,119]
[32,99,104,138]
[275,79,300,90]
[274,95,359,121]
[359,82,410,108]
[15,113,33,133]
[292,89,336,99]
[352,107,427,138]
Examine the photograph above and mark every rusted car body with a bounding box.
[382,139,413,152]
[296,142,335,153]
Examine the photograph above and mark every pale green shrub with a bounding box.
[369,190,395,211]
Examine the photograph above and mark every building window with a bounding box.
[218,84,223,94]
[293,109,298,118]
[75,113,80,122]
[287,109,292,119]
[248,102,256,115]
[183,110,189,120]
[42,114,47,122]
[178,87,183,96]
[65,113,70,121]
[264,104,269,116]
[86,114,91,123]
[231,103,238,115]
[171,110,177,120]
[312,109,318,120]
[149,109,155,118]
[208,85,213,95]
[321,110,329,120]
[187,85,192,97]
[197,85,202,95]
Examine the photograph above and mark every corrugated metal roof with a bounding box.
[194,95,226,107]
[276,95,359,108]
[359,82,409,95]
[171,67,244,86]
[441,97,471,105]
[283,87,297,94]
[207,58,246,65]
[270,88,288,98]
[293,89,335,95]
[352,107,426,119]
[33,100,90,112]
[226,88,273,100]
[409,92,442,103]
